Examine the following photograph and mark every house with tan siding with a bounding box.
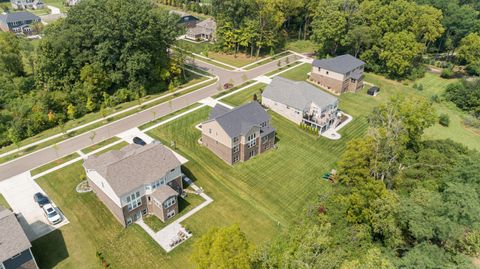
[309,54,365,95]
[83,143,185,227]
[0,206,38,269]
[201,102,275,165]
[262,77,340,134]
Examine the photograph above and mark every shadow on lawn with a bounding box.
[182,166,199,187]
[31,229,69,269]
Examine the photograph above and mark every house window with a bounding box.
[164,197,176,208]
[126,217,132,225]
[209,128,212,134]
[249,150,256,158]
[246,133,257,148]
[260,122,267,128]
[127,191,142,211]
[142,209,148,215]
[233,155,240,163]
[167,210,175,219]
[233,145,239,153]
[170,168,175,173]
[262,136,268,144]
[326,71,329,75]
[233,136,239,143]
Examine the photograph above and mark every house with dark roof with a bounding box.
[0,11,41,35]
[11,0,45,10]
[309,54,365,95]
[186,18,216,41]
[262,77,340,134]
[83,143,186,227]
[0,206,38,269]
[201,102,276,165]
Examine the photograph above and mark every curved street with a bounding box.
[0,54,302,181]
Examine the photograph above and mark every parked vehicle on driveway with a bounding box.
[133,137,146,146]
[33,192,50,208]
[42,204,62,225]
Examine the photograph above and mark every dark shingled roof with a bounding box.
[0,11,40,24]
[263,77,338,111]
[0,207,31,263]
[84,144,181,197]
[207,102,271,138]
[312,54,365,75]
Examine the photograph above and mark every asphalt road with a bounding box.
[0,54,301,181]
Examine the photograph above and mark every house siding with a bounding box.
[262,97,303,124]
[88,177,126,226]
[202,134,233,164]
[309,65,364,95]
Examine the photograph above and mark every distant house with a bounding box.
[201,102,276,165]
[10,0,44,10]
[262,77,340,134]
[0,11,41,35]
[0,206,39,269]
[186,18,216,41]
[309,54,365,95]
[169,10,199,28]
[83,143,185,227]
[65,0,81,6]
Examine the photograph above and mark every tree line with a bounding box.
[0,0,184,148]
[190,96,480,268]
[165,0,479,79]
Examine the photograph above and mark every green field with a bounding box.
[177,39,269,68]
[31,86,366,268]
[277,63,480,151]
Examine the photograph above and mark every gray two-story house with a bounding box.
[201,102,276,165]
[0,12,41,35]
[0,206,39,269]
[309,54,365,95]
[83,143,185,227]
[262,77,340,134]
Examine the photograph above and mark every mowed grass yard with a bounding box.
[177,40,272,68]
[32,162,195,269]
[278,63,480,151]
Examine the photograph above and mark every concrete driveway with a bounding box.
[0,172,69,241]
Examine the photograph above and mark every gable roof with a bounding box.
[151,185,178,203]
[84,144,181,197]
[206,102,271,138]
[0,207,31,263]
[0,11,40,24]
[312,54,365,74]
[263,77,338,111]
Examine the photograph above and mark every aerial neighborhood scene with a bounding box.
[0,0,480,268]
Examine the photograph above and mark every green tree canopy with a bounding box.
[191,225,253,269]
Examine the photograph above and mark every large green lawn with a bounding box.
[277,64,480,151]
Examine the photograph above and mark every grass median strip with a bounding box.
[30,152,81,177]
[81,137,121,154]
[243,52,292,70]
[94,141,130,156]
[139,103,202,131]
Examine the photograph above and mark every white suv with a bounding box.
[42,203,62,225]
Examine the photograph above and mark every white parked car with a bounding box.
[42,204,62,225]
